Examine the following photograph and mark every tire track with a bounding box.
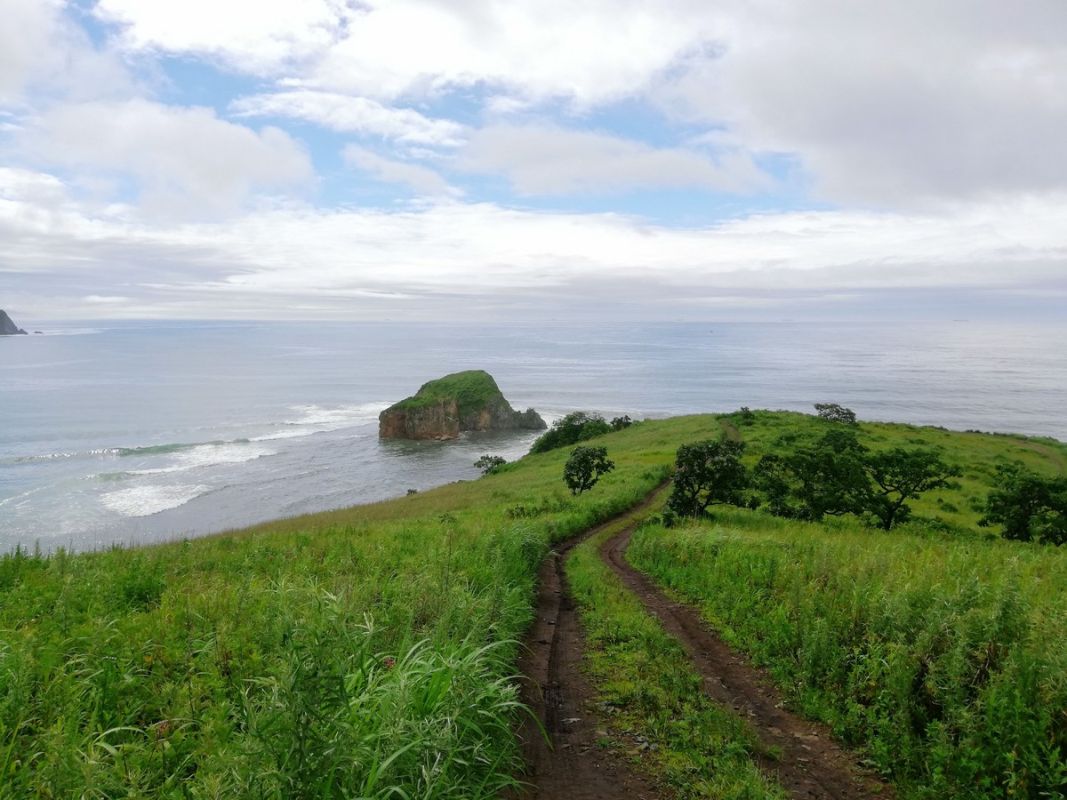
[601,524,894,800]
[512,488,668,799]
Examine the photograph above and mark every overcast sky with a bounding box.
[2,0,1066,322]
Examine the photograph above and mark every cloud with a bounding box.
[231,90,465,146]
[3,168,1066,320]
[459,124,766,195]
[94,0,348,74]
[0,0,132,105]
[303,1,711,105]
[89,0,1067,207]
[343,146,457,197]
[659,0,1067,205]
[22,100,313,217]
[94,0,713,106]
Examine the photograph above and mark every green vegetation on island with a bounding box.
[378,370,546,440]
[1,409,1064,798]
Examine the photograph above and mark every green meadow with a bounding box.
[628,412,1067,799]
[1,412,1064,798]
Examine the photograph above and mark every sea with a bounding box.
[2,320,1065,554]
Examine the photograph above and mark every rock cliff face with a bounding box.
[0,310,27,335]
[379,370,547,441]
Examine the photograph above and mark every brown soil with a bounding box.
[601,524,895,800]
[512,492,666,800]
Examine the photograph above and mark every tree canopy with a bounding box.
[563,446,615,495]
[981,465,1067,545]
[667,439,749,517]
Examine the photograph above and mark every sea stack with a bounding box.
[379,370,547,441]
[0,310,27,335]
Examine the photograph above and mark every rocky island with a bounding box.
[0,310,27,335]
[379,370,547,440]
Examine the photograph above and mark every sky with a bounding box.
[1,0,1066,323]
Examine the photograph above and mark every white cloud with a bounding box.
[459,124,766,195]
[87,0,1067,206]
[0,166,68,206]
[298,0,708,105]
[300,0,710,105]
[660,0,1067,205]
[231,90,465,146]
[3,169,1065,320]
[94,0,349,74]
[343,146,457,197]
[0,0,61,102]
[93,0,713,106]
[0,0,132,105]
[23,100,313,217]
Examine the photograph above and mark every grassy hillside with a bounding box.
[0,417,699,797]
[0,411,1063,797]
[628,413,1067,799]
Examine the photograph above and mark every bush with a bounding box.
[474,455,507,476]
[814,402,858,425]
[530,412,612,453]
[563,446,615,495]
[610,415,633,431]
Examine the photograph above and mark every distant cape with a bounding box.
[0,310,27,336]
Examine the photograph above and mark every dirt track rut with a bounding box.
[514,485,893,799]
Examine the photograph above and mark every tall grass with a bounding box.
[0,417,688,797]
[629,511,1067,799]
[2,412,1063,796]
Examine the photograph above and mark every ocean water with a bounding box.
[2,320,1065,553]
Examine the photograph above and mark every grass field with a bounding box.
[0,417,696,798]
[629,413,1067,799]
[1,411,1064,798]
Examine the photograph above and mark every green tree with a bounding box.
[610,415,633,431]
[756,428,870,521]
[531,411,612,453]
[474,455,507,476]
[864,448,962,530]
[563,446,615,495]
[981,466,1067,545]
[814,403,858,425]
[667,439,749,517]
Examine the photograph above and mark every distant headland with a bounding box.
[379,370,547,440]
[0,310,27,335]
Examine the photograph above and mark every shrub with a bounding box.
[610,415,633,431]
[814,402,858,425]
[530,412,611,453]
[474,455,507,476]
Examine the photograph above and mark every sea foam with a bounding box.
[100,484,210,517]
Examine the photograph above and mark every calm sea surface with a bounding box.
[2,320,1065,553]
